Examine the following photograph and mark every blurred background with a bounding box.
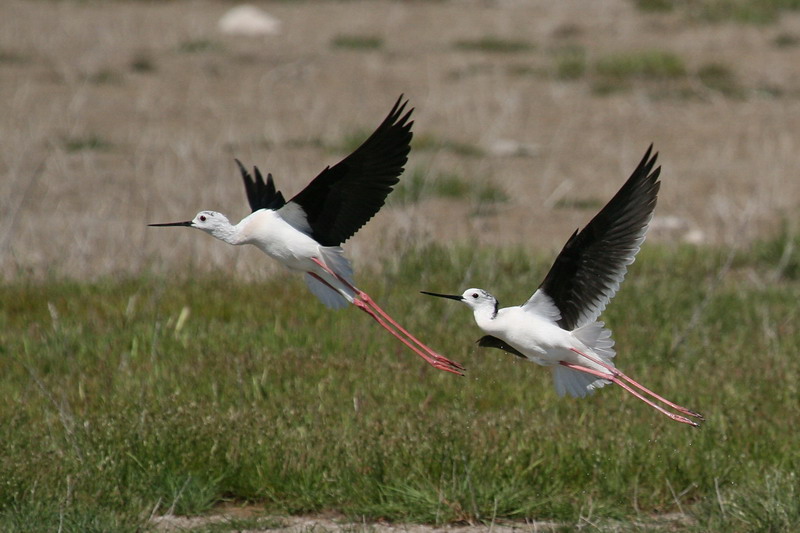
[4,2,800,531]
[2,0,799,281]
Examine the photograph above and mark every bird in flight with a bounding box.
[422,145,703,425]
[150,96,465,375]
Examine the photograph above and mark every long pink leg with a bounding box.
[352,298,464,375]
[569,348,704,421]
[309,258,463,369]
[308,265,464,375]
[353,292,465,372]
[559,362,700,427]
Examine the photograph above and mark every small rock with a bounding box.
[488,139,539,157]
[218,5,281,37]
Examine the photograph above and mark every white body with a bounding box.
[461,289,616,398]
[190,208,355,309]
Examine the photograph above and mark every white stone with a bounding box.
[488,139,539,157]
[218,5,281,36]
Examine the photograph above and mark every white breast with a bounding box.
[479,306,577,367]
[237,210,321,271]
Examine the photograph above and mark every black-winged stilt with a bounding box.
[150,96,465,375]
[422,145,703,423]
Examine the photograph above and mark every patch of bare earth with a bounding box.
[150,509,692,532]
[2,0,800,281]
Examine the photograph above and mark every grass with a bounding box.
[130,54,156,73]
[412,133,485,157]
[553,196,604,210]
[453,37,534,53]
[1,238,799,531]
[62,134,113,152]
[0,50,28,64]
[595,50,687,81]
[632,0,800,24]
[633,0,677,12]
[85,68,123,85]
[774,32,800,47]
[390,168,507,205]
[741,222,799,279]
[331,35,384,50]
[177,39,222,54]
[552,45,587,80]
[697,0,800,24]
[544,48,691,94]
[579,51,743,99]
[334,131,484,159]
[697,63,743,97]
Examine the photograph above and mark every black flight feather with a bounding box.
[234,95,413,247]
[289,95,413,246]
[237,159,286,211]
[537,144,661,331]
[477,335,526,359]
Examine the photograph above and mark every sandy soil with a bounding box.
[2,0,800,281]
[151,508,691,532]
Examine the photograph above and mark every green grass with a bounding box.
[412,133,485,157]
[331,35,384,50]
[177,39,223,54]
[697,63,743,98]
[632,0,800,24]
[334,131,484,159]
[553,196,604,210]
[390,168,507,205]
[85,68,123,85]
[774,32,800,47]
[740,222,800,279]
[633,0,677,12]
[547,46,699,92]
[0,50,29,64]
[454,37,535,53]
[1,239,799,530]
[595,50,687,80]
[130,53,156,73]
[552,45,587,80]
[697,0,800,24]
[62,134,113,152]
[588,51,746,99]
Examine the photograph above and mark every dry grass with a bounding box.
[1,0,800,282]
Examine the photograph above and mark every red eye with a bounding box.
[199,215,207,222]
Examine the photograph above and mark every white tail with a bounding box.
[551,321,616,398]
[303,246,356,309]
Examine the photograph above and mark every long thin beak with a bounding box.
[420,291,464,302]
[148,221,192,227]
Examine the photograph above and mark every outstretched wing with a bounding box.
[286,95,413,246]
[237,160,286,212]
[526,145,661,331]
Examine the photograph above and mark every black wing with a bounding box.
[288,95,413,246]
[477,335,526,359]
[237,159,286,212]
[530,145,661,331]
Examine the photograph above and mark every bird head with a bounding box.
[421,288,498,314]
[149,211,234,241]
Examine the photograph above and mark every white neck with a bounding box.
[473,304,498,329]
[208,221,242,245]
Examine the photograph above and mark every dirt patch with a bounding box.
[2,0,800,281]
[150,509,692,532]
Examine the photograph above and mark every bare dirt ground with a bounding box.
[151,508,692,532]
[2,0,800,282]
